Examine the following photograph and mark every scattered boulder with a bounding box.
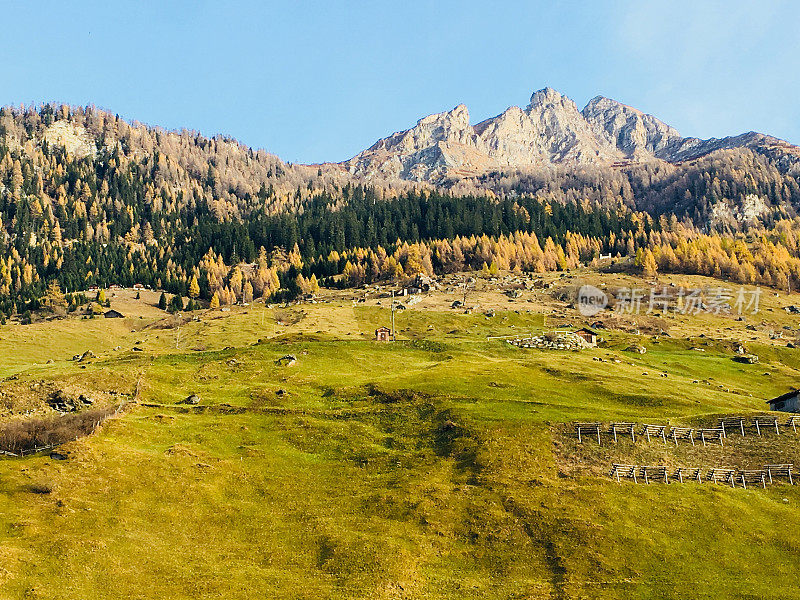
[734,354,759,364]
[276,355,297,367]
[625,345,647,354]
[48,389,80,412]
[182,394,201,405]
[412,273,438,292]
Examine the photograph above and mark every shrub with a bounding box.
[405,339,448,353]
[28,480,55,494]
[0,407,117,454]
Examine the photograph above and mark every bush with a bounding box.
[0,407,116,454]
[405,339,448,353]
[28,480,55,494]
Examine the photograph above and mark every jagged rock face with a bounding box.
[342,87,796,184]
[663,131,781,162]
[581,96,682,160]
[343,103,482,182]
[476,88,621,167]
[344,88,624,182]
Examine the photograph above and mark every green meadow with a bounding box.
[1,284,800,599]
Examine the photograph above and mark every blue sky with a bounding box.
[1,0,798,163]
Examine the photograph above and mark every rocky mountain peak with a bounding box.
[527,87,576,111]
[416,103,469,130]
[341,87,796,184]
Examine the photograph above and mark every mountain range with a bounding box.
[340,87,800,184]
[1,91,800,307]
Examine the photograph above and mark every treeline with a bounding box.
[245,189,646,260]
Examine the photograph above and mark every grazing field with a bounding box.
[1,271,800,599]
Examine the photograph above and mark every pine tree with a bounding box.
[158,292,167,310]
[169,294,184,313]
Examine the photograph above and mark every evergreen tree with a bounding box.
[169,294,184,313]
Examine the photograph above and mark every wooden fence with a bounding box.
[576,415,800,445]
[610,463,795,489]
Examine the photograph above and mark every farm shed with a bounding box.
[767,390,800,413]
[574,327,598,347]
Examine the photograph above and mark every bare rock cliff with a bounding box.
[341,87,797,184]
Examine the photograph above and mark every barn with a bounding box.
[766,390,800,413]
[573,327,598,347]
[103,309,125,319]
[375,326,392,342]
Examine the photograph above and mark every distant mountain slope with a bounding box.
[342,87,799,184]
[0,104,361,223]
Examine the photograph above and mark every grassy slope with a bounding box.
[1,277,800,599]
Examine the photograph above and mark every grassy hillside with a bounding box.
[1,272,800,599]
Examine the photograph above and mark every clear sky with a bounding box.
[1,0,798,163]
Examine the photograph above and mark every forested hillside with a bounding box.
[2,104,800,318]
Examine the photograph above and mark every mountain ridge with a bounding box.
[341,87,797,184]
